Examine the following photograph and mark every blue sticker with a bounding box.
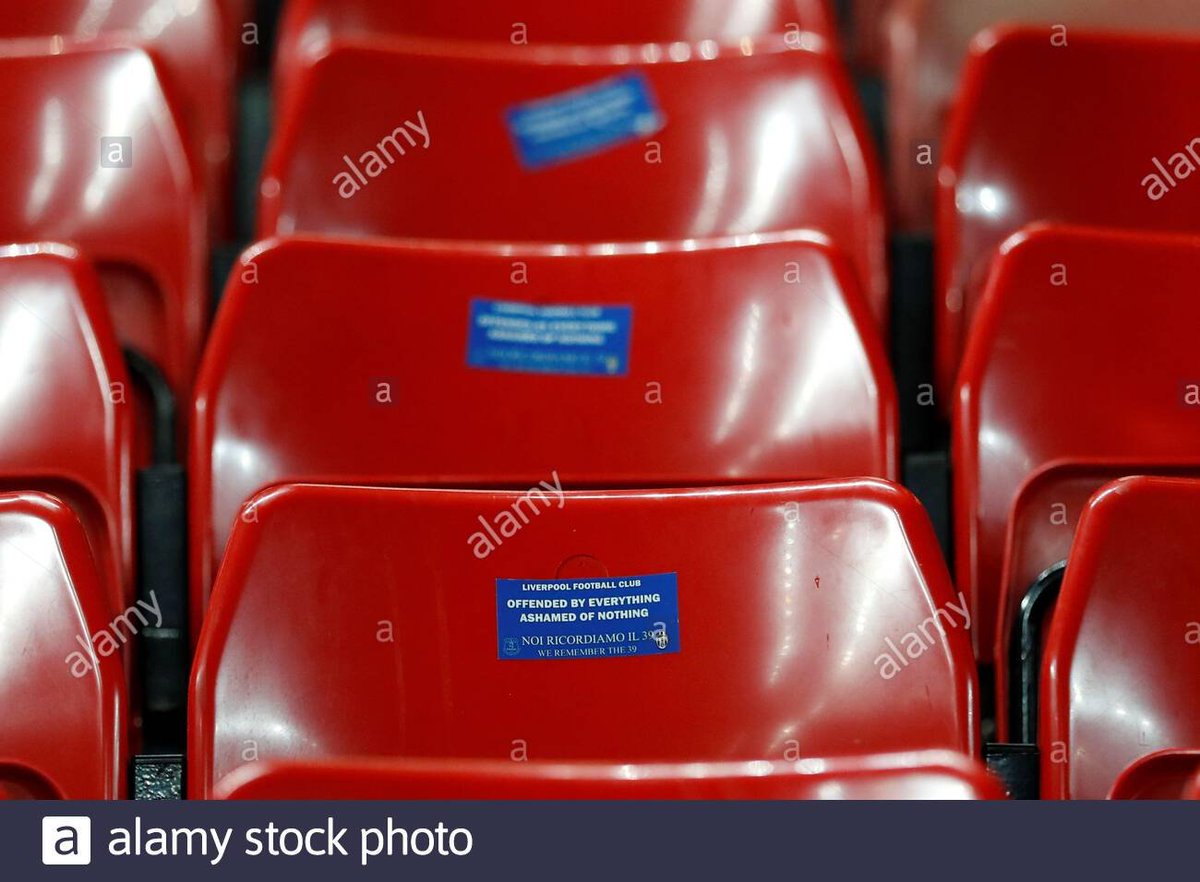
[467,298,632,377]
[506,72,665,169]
[497,573,681,660]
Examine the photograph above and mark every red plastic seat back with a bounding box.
[260,37,887,324]
[192,236,897,615]
[283,0,834,43]
[937,29,1200,398]
[216,752,1003,800]
[277,0,837,97]
[273,1,838,128]
[0,1,234,235]
[190,480,976,797]
[0,493,126,799]
[218,1,253,25]
[0,245,132,615]
[954,226,1200,661]
[885,0,1200,233]
[0,762,65,800]
[993,461,1199,736]
[1108,750,1200,800]
[0,46,207,394]
[1043,477,1200,799]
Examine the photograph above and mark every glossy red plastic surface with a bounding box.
[215,752,1003,800]
[0,46,208,394]
[216,0,253,35]
[1042,477,1200,799]
[0,761,66,800]
[260,36,888,325]
[0,492,126,800]
[283,0,834,45]
[936,29,1200,399]
[1187,770,1200,801]
[992,461,1199,736]
[276,0,838,106]
[217,0,252,22]
[1108,750,1200,800]
[192,235,898,616]
[849,0,892,70]
[0,0,234,234]
[954,227,1200,661]
[0,244,132,614]
[885,1,1200,233]
[190,480,977,798]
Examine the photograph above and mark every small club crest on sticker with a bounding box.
[650,621,670,650]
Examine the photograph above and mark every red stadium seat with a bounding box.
[191,235,897,617]
[1108,750,1200,800]
[954,226,1200,665]
[259,36,888,325]
[0,46,208,399]
[189,480,977,797]
[215,752,1004,800]
[994,461,1198,741]
[1,0,234,235]
[885,0,1200,232]
[0,244,132,615]
[276,0,838,106]
[936,28,1200,400]
[1042,477,1200,799]
[0,492,127,799]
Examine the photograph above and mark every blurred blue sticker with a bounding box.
[497,573,681,660]
[467,298,632,376]
[506,72,665,169]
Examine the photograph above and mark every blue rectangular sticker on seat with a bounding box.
[497,573,680,660]
[467,298,632,376]
[506,72,665,169]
